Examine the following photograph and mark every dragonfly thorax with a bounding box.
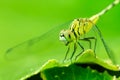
[59,17,98,46]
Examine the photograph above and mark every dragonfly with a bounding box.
[5,0,120,64]
[59,0,120,62]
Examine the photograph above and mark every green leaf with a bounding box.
[75,49,120,71]
[41,64,114,80]
[24,49,120,80]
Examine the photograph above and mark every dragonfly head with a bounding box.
[59,29,74,46]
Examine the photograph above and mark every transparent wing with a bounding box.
[93,25,116,64]
[5,20,72,62]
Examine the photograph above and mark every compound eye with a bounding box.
[60,34,64,37]
[59,34,66,41]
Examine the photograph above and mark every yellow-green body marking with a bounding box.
[59,0,120,61]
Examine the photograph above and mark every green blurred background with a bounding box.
[0,0,120,80]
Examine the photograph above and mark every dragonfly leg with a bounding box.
[63,46,70,62]
[80,38,92,49]
[75,42,84,60]
[80,37,97,53]
[70,43,77,61]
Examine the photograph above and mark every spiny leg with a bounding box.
[80,38,92,49]
[75,42,84,60]
[81,37,97,53]
[83,37,97,58]
[63,46,70,62]
[70,43,77,61]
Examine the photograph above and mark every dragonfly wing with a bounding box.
[5,21,72,62]
[93,25,116,64]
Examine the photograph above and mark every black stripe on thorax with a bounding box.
[77,27,80,36]
[72,28,77,39]
[76,18,81,36]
